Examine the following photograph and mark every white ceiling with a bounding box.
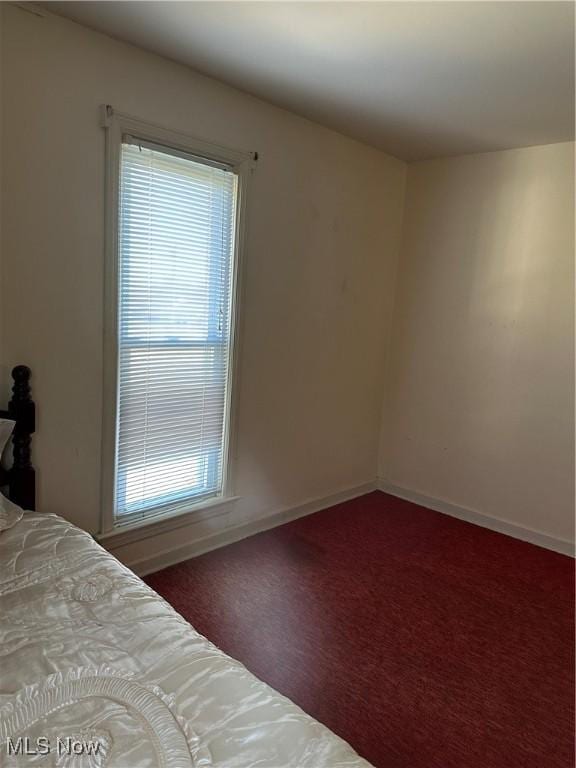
[42,1,574,161]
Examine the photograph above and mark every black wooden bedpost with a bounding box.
[8,365,36,510]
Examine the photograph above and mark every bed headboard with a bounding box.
[0,366,35,510]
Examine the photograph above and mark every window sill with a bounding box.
[97,495,239,549]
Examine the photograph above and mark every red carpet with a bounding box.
[145,491,575,768]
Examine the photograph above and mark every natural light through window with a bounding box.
[114,138,238,523]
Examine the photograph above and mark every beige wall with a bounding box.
[381,142,575,544]
[1,6,572,562]
[0,7,406,544]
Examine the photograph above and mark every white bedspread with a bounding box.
[0,512,371,767]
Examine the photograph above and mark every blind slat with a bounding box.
[115,141,237,521]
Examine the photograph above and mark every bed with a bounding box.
[0,367,371,767]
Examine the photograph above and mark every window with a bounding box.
[102,111,250,530]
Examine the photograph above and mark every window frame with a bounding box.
[100,106,254,536]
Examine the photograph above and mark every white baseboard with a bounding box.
[378,479,575,557]
[125,481,377,576]
[114,477,573,575]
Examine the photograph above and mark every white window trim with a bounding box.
[99,106,254,538]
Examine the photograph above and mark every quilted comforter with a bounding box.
[0,510,371,767]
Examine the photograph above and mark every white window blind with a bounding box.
[114,138,238,523]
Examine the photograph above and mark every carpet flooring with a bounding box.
[145,491,575,768]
